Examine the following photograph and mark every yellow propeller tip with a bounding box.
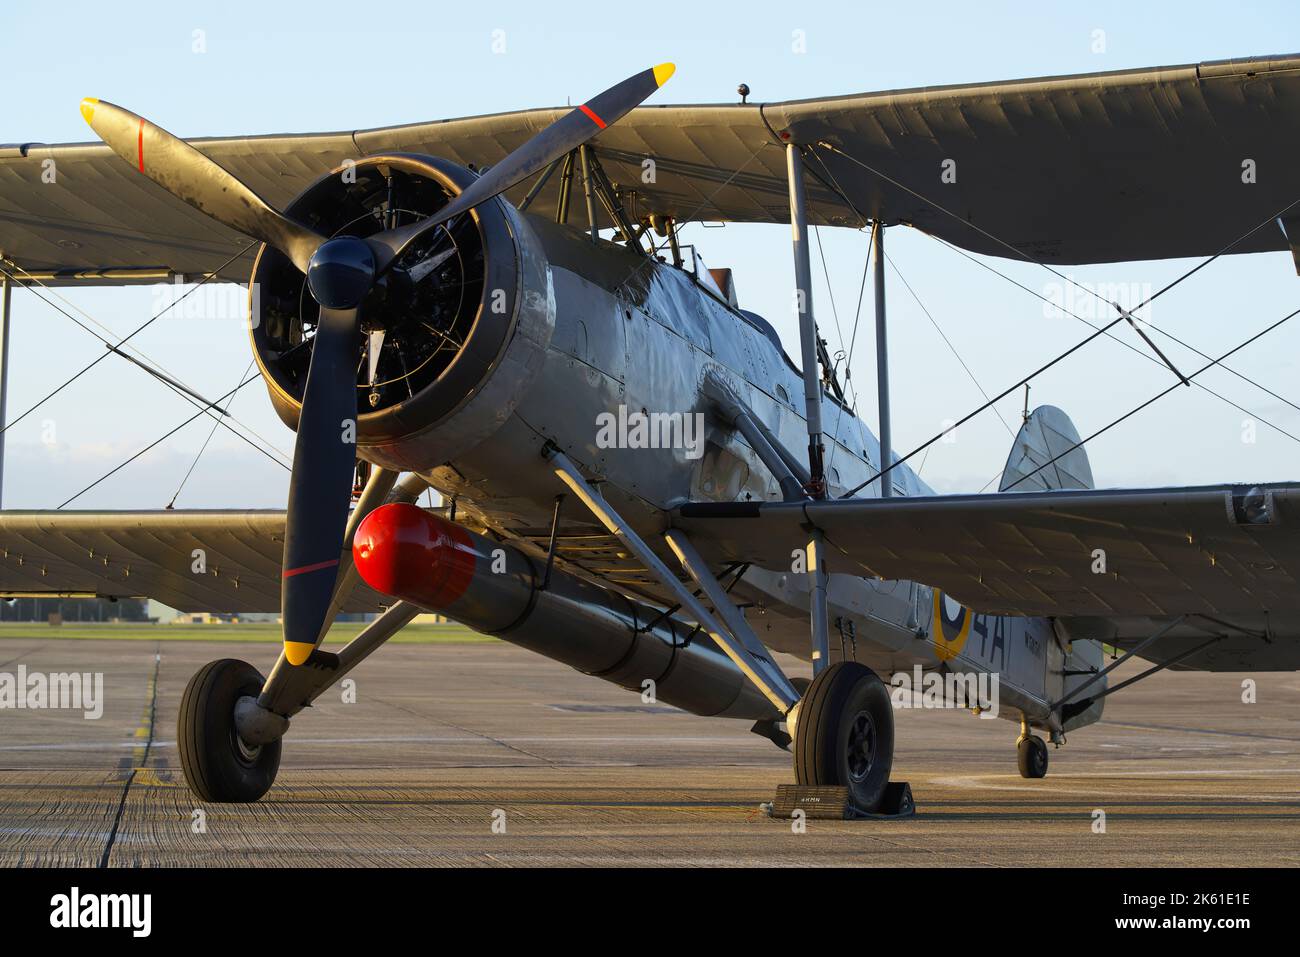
[79,98,98,125]
[284,641,315,666]
[653,63,675,87]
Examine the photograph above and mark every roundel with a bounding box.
[932,590,972,662]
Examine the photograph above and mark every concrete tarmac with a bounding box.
[1,637,1297,867]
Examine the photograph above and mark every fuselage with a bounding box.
[361,209,1098,733]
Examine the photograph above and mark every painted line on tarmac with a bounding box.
[0,734,757,751]
[99,647,160,868]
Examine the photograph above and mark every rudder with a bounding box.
[999,405,1094,492]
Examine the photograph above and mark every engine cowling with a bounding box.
[248,153,554,471]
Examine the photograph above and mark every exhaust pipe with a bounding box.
[352,503,780,721]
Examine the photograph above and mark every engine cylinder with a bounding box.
[248,153,554,469]
[352,503,780,721]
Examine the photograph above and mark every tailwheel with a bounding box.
[1017,734,1049,779]
[178,659,282,803]
[793,661,894,813]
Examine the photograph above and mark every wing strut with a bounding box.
[785,144,834,675]
[543,444,798,714]
[664,529,801,703]
[1058,632,1227,725]
[1050,615,1186,712]
[0,277,10,507]
[870,220,894,497]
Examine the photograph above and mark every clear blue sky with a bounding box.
[3,0,1298,508]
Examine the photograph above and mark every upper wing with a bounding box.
[4,53,1299,282]
[676,483,1300,620]
[0,510,387,614]
[766,54,1300,264]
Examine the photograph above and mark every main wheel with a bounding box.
[178,659,281,802]
[1017,734,1049,778]
[793,661,894,813]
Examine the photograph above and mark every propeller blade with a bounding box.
[281,304,363,665]
[79,98,326,273]
[368,63,675,271]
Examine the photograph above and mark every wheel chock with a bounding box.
[763,781,916,820]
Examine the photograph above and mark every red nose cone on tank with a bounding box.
[352,503,477,609]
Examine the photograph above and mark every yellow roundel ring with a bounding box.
[932,590,972,662]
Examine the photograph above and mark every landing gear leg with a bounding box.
[792,661,894,812]
[1016,715,1049,779]
[178,602,423,803]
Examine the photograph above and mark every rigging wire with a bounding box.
[1000,305,1300,493]
[0,245,255,426]
[803,141,1300,488]
[812,225,849,369]
[0,250,291,467]
[812,225,870,480]
[831,191,1300,497]
[885,251,1016,439]
[927,234,1300,431]
[815,140,1300,320]
[1,271,291,473]
[167,358,259,508]
[57,371,276,510]
[838,309,1130,498]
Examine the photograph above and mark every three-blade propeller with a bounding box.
[79,63,674,665]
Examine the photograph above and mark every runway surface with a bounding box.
[1,636,1298,867]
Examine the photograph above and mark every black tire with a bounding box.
[1017,734,1049,779]
[178,659,281,803]
[793,661,894,812]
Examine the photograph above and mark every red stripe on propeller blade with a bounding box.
[578,103,606,129]
[283,558,340,578]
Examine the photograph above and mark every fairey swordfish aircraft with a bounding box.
[2,55,1300,811]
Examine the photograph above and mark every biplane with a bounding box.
[2,54,1298,811]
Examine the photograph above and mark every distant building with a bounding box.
[171,612,233,624]
[0,596,149,623]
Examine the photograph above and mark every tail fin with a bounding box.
[1000,405,1094,492]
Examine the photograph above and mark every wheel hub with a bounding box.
[232,728,262,765]
[846,709,876,782]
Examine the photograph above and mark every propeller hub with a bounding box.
[306,236,376,309]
